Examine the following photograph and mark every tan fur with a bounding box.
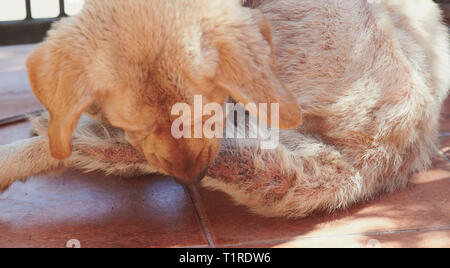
[0,0,449,218]
[25,0,301,184]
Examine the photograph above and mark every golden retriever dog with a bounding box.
[0,0,449,218]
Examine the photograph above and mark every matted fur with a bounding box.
[0,0,449,218]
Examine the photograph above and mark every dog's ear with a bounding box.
[27,44,95,160]
[212,8,302,129]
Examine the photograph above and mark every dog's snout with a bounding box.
[141,135,221,186]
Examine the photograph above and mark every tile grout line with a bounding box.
[185,185,216,248]
[217,226,450,248]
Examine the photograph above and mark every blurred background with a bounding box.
[0,0,84,20]
[0,0,85,45]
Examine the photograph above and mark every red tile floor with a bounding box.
[0,45,449,248]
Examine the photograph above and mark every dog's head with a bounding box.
[27,0,301,184]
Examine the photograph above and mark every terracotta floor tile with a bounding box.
[195,158,450,247]
[0,44,42,119]
[0,173,209,248]
[0,123,208,248]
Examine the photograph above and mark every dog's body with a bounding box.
[0,0,449,217]
[205,0,450,216]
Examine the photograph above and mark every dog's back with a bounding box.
[203,0,450,216]
[260,0,449,181]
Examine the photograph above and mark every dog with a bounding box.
[0,0,448,218]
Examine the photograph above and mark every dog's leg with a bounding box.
[0,135,153,193]
[204,133,379,218]
[0,113,154,193]
[0,136,64,192]
[69,142,153,178]
[29,112,154,178]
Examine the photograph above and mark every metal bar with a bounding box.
[59,0,66,17]
[25,0,32,20]
[0,114,29,126]
[0,110,45,127]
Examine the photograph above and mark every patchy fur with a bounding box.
[0,0,449,218]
